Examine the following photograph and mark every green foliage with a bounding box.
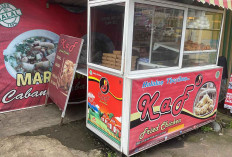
[218,119,232,129]
[200,125,212,132]
[107,151,117,157]
[229,121,232,128]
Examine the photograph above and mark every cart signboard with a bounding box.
[129,68,222,155]
[47,35,83,112]
[87,68,123,144]
[224,74,232,112]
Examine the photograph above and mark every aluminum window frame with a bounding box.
[88,0,127,77]
[125,0,224,78]
[126,0,186,76]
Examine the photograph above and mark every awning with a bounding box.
[198,0,232,9]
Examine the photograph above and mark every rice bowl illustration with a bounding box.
[3,29,59,79]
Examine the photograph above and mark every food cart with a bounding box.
[86,0,224,156]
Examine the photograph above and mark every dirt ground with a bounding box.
[1,103,232,157]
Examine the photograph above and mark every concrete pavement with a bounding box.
[0,104,232,157]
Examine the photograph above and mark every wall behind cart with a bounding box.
[220,10,232,80]
[0,0,87,112]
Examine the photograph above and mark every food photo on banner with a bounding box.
[0,0,87,112]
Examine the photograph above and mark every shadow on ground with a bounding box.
[21,113,232,157]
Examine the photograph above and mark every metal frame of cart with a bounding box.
[86,0,225,156]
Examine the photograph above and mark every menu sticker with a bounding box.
[47,34,83,113]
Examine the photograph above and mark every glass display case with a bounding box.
[80,1,222,77]
[88,1,223,73]
[89,3,125,71]
[131,5,223,71]
[132,3,184,71]
[183,9,223,67]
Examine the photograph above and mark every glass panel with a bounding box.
[183,9,223,67]
[132,3,184,71]
[90,3,125,70]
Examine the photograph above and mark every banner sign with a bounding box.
[224,74,232,112]
[87,68,123,145]
[0,0,87,112]
[48,34,83,111]
[129,68,222,155]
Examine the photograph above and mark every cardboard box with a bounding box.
[113,50,122,55]
[132,56,138,60]
[108,53,117,58]
[117,55,122,59]
[103,53,116,58]
[106,57,116,63]
[108,64,116,69]
[102,63,114,69]
[116,59,121,63]
[102,56,107,60]
[115,66,121,70]
[103,53,110,56]
[102,59,115,65]
[115,62,121,67]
